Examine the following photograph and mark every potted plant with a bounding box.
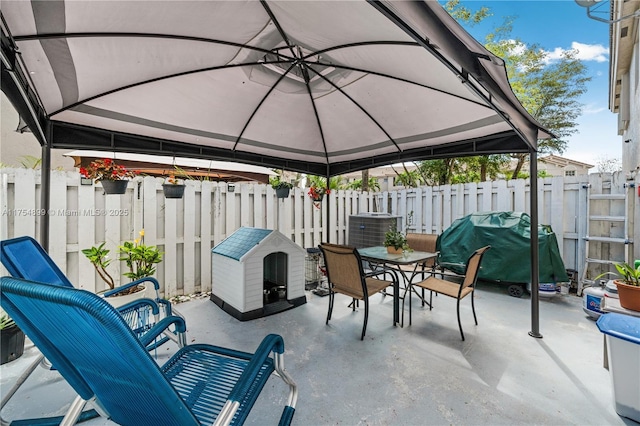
[270,176,294,198]
[1,314,25,365]
[79,158,140,194]
[595,263,640,311]
[82,230,163,308]
[384,225,408,255]
[162,173,186,199]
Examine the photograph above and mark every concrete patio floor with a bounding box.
[1,281,637,425]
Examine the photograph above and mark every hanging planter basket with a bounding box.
[100,180,129,195]
[311,194,324,202]
[275,187,291,198]
[163,184,186,199]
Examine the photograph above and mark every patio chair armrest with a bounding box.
[116,298,161,316]
[213,334,290,426]
[437,262,466,272]
[157,297,173,316]
[103,277,161,298]
[138,315,187,348]
[364,266,398,282]
[227,334,284,401]
[103,281,143,297]
[130,276,161,291]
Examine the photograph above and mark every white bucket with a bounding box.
[583,285,606,319]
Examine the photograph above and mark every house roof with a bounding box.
[539,154,594,169]
[212,227,273,261]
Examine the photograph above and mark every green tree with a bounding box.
[307,175,343,190]
[346,177,380,192]
[444,2,591,180]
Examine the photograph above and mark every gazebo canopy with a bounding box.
[1,1,548,177]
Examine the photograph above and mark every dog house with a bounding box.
[210,227,307,321]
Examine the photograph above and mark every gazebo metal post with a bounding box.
[529,149,542,338]
[39,141,51,252]
[326,169,331,244]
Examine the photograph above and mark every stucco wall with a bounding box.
[622,25,640,173]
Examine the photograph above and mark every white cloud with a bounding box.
[544,42,609,63]
[581,102,607,114]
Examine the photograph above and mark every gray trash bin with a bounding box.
[597,313,640,422]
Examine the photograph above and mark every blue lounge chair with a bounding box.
[0,276,297,425]
[0,236,185,350]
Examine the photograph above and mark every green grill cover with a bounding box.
[436,211,569,284]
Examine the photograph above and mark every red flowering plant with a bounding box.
[79,158,140,183]
[307,186,330,201]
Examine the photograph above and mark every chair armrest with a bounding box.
[214,334,286,426]
[156,298,173,316]
[103,277,161,298]
[138,315,187,348]
[116,298,161,316]
[132,276,160,291]
[364,266,398,283]
[364,265,395,276]
[228,334,284,401]
[437,262,466,273]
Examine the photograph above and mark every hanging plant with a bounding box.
[162,174,186,199]
[270,176,294,198]
[79,158,139,195]
[308,186,330,208]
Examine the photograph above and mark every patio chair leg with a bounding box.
[326,291,335,324]
[429,291,433,310]
[456,299,465,341]
[60,395,88,426]
[471,290,478,325]
[361,298,368,340]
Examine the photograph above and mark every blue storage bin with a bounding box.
[597,313,640,422]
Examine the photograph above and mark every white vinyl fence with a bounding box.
[1,169,636,297]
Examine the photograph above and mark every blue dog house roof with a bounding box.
[212,227,273,261]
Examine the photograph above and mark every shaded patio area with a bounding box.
[0,282,632,425]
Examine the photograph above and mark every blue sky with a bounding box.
[454,0,619,169]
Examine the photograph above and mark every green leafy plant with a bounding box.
[0,314,16,330]
[83,230,163,295]
[81,242,116,289]
[269,176,294,190]
[384,225,408,251]
[119,229,163,281]
[595,262,640,287]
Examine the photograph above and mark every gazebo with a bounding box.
[0,0,551,335]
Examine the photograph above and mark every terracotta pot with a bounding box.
[614,280,640,312]
[163,183,186,199]
[386,246,403,255]
[100,179,128,194]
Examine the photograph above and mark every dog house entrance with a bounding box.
[263,252,290,314]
